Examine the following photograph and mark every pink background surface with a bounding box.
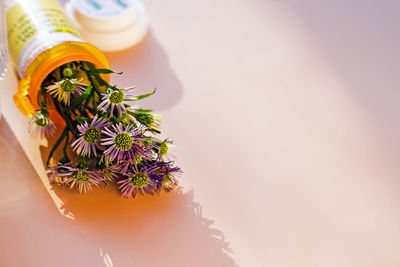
[1,0,400,266]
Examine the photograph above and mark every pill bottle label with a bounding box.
[6,0,83,77]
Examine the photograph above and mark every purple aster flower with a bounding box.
[117,164,160,198]
[60,166,103,193]
[117,152,150,173]
[152,161,182,192]
[29,110,56,139]
[46,78,88,105]
[154,139,174,161]
[160,169,181,192]
[101,164,121,182]
[118,160,135,174]
[125,139,154,163]
[101,123,143,162]
[46,162,73,183]
[97,87,136,116]
[158,142,169,156]
[71,115,109,157]
[115,141,154,174]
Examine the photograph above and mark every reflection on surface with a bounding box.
[0,118,237,267]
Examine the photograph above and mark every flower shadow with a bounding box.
[51,184,239,267]
[0,119,237,266]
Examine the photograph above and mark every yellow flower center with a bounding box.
[83,127,101,144]
[114,132,133,151]
[109,90,125,104]
[61,79,76,93]
[73,171,89,181]
[130,172,149,188]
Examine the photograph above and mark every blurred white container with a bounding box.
[0,0,8,79]
[65,0,149,52]
[0,0,9,118]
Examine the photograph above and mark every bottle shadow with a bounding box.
[104,31,185,111]
[51,184,239,267]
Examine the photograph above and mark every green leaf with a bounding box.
[68,84,92,110]
[89,68,123,75]
[135,108,153,113]
[81,61,93,71]
[72,115,89,124]
[149,128,161,134]
[130,89,156,101]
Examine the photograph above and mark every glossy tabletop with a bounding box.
[1,0,400,266]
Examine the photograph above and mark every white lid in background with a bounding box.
[65,0,149,52]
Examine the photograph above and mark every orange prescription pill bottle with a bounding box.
[6,0,110,117]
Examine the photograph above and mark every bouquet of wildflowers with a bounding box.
[30,61,181,197]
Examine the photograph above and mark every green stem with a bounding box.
[63,131,70,158]
[54,68,61,81]
[92,88,97,114]
[46,127,68,165]
[37,85,48,109]
[37,92,44,109]
[53,100,78,137]
[42,86,47,106]
[89,74,103,97]
[83,91,92,114]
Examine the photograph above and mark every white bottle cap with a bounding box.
[65,0,149,52]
